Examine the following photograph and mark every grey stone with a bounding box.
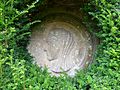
[27,21,93,76]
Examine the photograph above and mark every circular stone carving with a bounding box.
[27,21,93,76]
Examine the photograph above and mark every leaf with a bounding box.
[111,27,118,33]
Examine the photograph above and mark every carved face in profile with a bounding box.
[44,28,83,73]
[27,21,93,76]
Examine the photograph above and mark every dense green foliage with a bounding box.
[0,0,120,90]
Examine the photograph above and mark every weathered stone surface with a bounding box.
[27,21,93,76]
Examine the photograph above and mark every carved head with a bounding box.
[45,28,75,61]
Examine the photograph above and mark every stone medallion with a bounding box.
[27,21,93,76]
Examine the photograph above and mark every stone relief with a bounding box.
[27,21,93,76]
